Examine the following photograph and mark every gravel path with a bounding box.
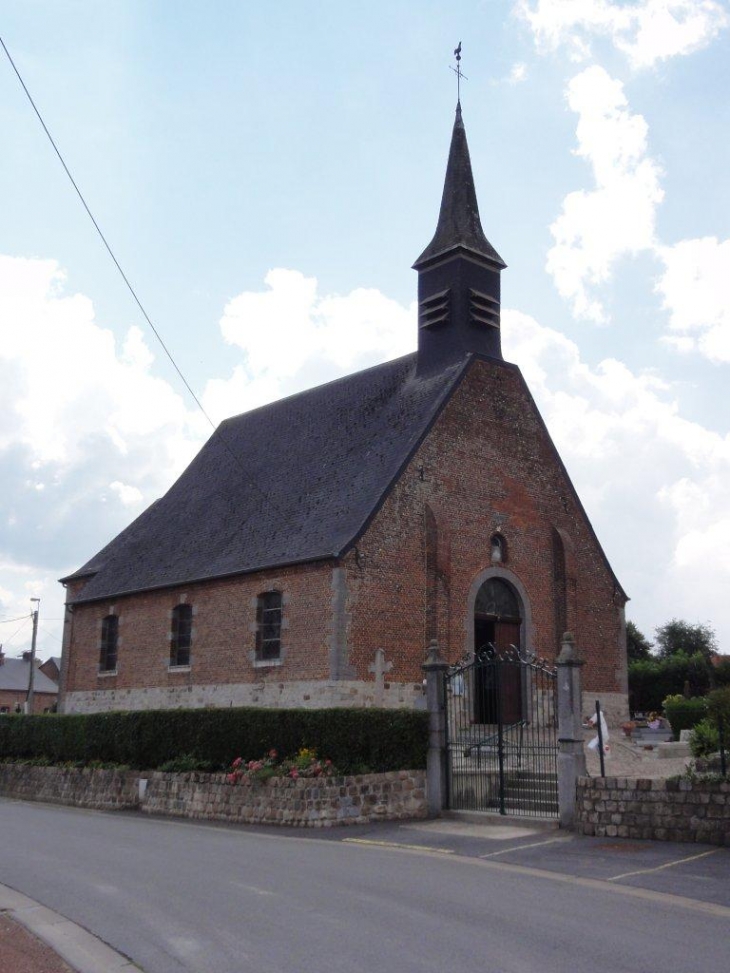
[584,736,693,779]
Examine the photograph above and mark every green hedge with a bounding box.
[662,695,707,739]
[628,651,713,713]
[0,707,428,774]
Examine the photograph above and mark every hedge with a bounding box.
[0,707,429,773]
[662,695,707,739]
[628,651,713,713]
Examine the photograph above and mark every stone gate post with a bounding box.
[556,632,586,829]
[422,640,449,817]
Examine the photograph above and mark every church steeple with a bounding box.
[414,102,506,373]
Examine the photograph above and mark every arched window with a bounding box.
[170,603,193,667]
[256,591,282,662]
[490,532,507,564]
[474,578,520,620]
[99,615,118,672]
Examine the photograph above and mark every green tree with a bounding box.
[654,619,718,662]
[626,620,652,662]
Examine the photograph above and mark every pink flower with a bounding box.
[269,749,278,759]
[325,759,332,766]
[226,773,237,785]
[232,757,243,769]
[289,769,299,779]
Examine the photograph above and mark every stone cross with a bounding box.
[369,648,393,706]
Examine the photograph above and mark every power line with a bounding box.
[1,617,30,646]
[0,34,287,524]
[0,614,32,625]
[39,625,62,642]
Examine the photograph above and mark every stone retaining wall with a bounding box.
[0,764,427,827]
[576,776,730,845]
[141,769,426,827]
[0,764,138,809]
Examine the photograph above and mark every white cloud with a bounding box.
[0,255,208,652]
[0,256,205,469]
[204,268,416,418]
[517,0,729,68]
[656,236,730,362]
[502,307,730,644]
[109,481,144,506]
[547,67,663,322]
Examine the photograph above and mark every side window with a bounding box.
[255,591,282,662]
[170,603,193,667]
[99,614,119,672]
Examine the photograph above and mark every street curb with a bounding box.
[0,883,139,973]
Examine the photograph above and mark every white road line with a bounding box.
[479,836,570,858]
[607,848,721,882]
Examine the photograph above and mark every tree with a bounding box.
[654,619,718,662]
[626,620,652,662]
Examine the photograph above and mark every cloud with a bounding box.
[502,307,730,644]
[655,236,730,362]
[546,66,663,322]
[0,255,207,655]
[517,0,729,68]
[204,268,416,418]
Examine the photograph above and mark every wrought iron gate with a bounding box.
[444,645,558,817]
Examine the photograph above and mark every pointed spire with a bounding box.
[414,103,505,270]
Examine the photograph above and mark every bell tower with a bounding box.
[413,102,506,374]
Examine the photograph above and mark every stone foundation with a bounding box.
[576,776,730,845]
[0,764,427,827]
[62,679,425,714]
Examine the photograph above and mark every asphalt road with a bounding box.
[1,799,728,973]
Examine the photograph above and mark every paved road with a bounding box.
[1,799,728,973]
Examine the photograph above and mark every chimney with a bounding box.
[22,650,32,662]
[0,649,4,666]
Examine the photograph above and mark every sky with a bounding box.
[1,0,729,661]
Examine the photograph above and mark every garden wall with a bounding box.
[0,764,427,827]
[576,776,730,845]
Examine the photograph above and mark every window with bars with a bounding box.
[170,603,192,667]
[255,591,282,662]
[99,614,118,672]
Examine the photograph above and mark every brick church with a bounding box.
[59,103,629,722]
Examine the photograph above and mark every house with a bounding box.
[39,656,61,683]
[0,650,59,714]
[59,103,629,723]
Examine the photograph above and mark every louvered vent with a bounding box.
[419,289,450,329]
[469,289,500,329]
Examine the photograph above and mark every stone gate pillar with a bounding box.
[422,640,449,817]
[556,632,586,829]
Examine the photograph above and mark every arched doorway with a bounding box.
[473,577,522,724]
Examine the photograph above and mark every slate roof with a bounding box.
[413,103,505,271]
[0,658,59,694]
[64,353,469,604]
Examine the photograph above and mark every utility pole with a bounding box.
[26,598,40,715]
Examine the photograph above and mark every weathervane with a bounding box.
[450,41,468,103]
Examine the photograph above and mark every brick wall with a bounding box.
[64,562,334,707]
[346,359,627,699]
[0,690,57,715]
[576,776,730,845]
[0,764,427,827]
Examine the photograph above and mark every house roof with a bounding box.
[0,658,59,694]
[64,353,468,604]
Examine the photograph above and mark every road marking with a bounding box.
[343,837,454,855]
[479,836,570,858]
[341,837,730,919]
[607,848,721,882]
